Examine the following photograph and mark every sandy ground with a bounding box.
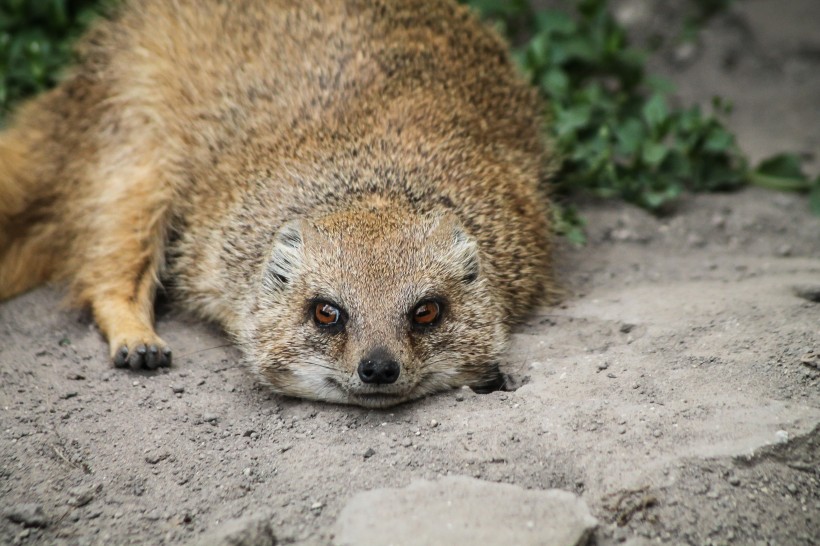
[1,1,818,545]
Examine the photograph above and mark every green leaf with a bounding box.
[555,104,592,137]
[642,93,668,132]
[534,10,575,35]
[750,153,812,192]
[810,180,820,216]
[641,184,682,210]
[703,127,734,153]
[754,153,804,179]
[614,118,643,156]
[641,142,668,166]
[540,68,569,97]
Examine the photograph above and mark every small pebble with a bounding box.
[363,448,375,459]
[145,452,171,465]
[775,430,789,444]
[455,393,464,402]
[786,484,797,495]
[687,233,706,248]
[171,385,185,394]
[619,323,635,334]
[430,420,438,428]
[203,414,218,425]
[59,392,78,400]
[68,484,101,507]
[728,476,741,486]
[776,244,793,257]
[401,438,413,447]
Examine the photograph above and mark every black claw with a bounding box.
[161,347,173,368]
[145,345,160,369]
[114,346,129,368]
[470,364,514,394]
[129,344,147,370]
[113,343,172,371]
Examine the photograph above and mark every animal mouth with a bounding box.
[325,377,414,408]
[350,392,407,408]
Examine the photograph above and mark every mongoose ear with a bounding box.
[451,225,480,284]
[263,220,304,293]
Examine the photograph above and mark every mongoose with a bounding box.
[0,0,555,407]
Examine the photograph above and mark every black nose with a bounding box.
[357,357,400,385]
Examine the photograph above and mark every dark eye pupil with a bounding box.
[413,301,440,325]
[316,303,339,324]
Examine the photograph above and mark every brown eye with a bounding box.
[412,300,441,326]
[314,302,341,327]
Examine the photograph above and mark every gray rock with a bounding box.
[5,503,49,528]
[333,476,597,546]
[68,483,102,507]
[188,513,276,546]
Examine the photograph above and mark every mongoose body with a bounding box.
[0,0,554,407]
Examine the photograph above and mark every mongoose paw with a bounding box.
[112,341,172,370]
[470,367,523,394]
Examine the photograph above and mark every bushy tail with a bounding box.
[0,105,61,299]
[0,129,34,245]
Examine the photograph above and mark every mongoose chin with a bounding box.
[0,0,556,407]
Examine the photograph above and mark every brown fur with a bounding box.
[0,0,556,406]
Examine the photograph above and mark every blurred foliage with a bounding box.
[2,0,818,229]
[0,0,113,117]
[465,0,820,237]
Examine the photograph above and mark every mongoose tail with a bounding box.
[0,108,57,300]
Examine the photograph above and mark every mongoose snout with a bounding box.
[358,348,402,385]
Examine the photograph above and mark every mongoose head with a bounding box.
[241,202,509,408]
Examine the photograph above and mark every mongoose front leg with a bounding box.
[75,174,173,370]
[91,267,172,370]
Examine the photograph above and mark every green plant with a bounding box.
[0,0,112,118]
[465,0,820,236]
[2,0,818,224]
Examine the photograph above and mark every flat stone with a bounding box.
[188,513,276,546]
[333,476,597,546]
